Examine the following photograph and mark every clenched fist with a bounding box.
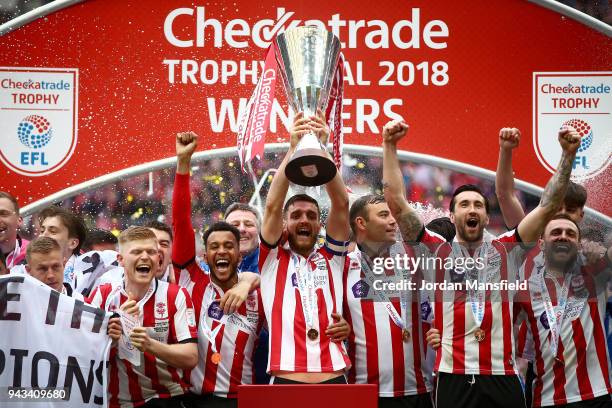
[558,126,581,154]
[176,131,198,160]
[382,120,409,145]
[499,127,520,150]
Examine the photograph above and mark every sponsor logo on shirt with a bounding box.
[208,301,224,321]
[352,280,370,298]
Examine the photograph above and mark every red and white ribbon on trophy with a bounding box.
[326,53,345,170]
[236,45,278,171]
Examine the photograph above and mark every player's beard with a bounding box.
[456,219,484,243]
[288,231,317,256]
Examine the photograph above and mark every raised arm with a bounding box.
[381,120,423,242]
[172,132,198,275]
[517,126,580,242]
[262,113,305,245]
[260,112,346,243]
[310,112,349,241]
[495,127,526,228]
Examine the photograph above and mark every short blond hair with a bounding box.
[26,236,62,263]
[118,226,157,251]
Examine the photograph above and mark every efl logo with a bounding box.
[533,72,611,181]
[0,67,78,177]
[17,115,53,165]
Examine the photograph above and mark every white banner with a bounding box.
[0,275,111,407]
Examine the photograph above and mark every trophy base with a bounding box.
[285,148,337,186]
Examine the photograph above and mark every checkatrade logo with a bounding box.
[0,67,78,176]
[534,72,611,180]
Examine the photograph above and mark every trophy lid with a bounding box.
[274,26,341,116]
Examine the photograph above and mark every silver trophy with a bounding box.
[275,26,341,186]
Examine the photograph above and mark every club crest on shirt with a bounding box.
[246,294,257,311]
[539,311,550,330]
[208,301,224,321]
[291,273,298,288]
[352,280,370,298]
[155,302,167,319]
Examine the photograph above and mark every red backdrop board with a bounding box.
[0,0,610,215]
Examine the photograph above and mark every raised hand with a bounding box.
[382,120,409,145]
[309,109,330,146]
[558,126,581,154]
[289,112,313,149]
[176,131,198,160]
[499,127,521,150]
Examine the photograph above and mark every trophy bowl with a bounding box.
[275,26,342,186]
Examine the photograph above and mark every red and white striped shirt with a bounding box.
[420,227,526,375]
[343,246,432,396]
[172,171,265,397]
[258,236,351,373]
[514,247,541,363]
[88,279,197,408]
[516,252,612,407]
[175,261,265,397]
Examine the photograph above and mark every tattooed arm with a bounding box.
[517,126,580,242]
[382,120,424,242]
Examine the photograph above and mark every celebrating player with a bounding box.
[259,112,352,384]
[383,119,580,408]
[89,226,198,408]
[172,131,263,408]
[25,236,82,298]
[515,215,612,407]
[344,194,433,407]
[38,206,87,284]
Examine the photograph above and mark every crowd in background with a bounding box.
[17,153,544,257]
